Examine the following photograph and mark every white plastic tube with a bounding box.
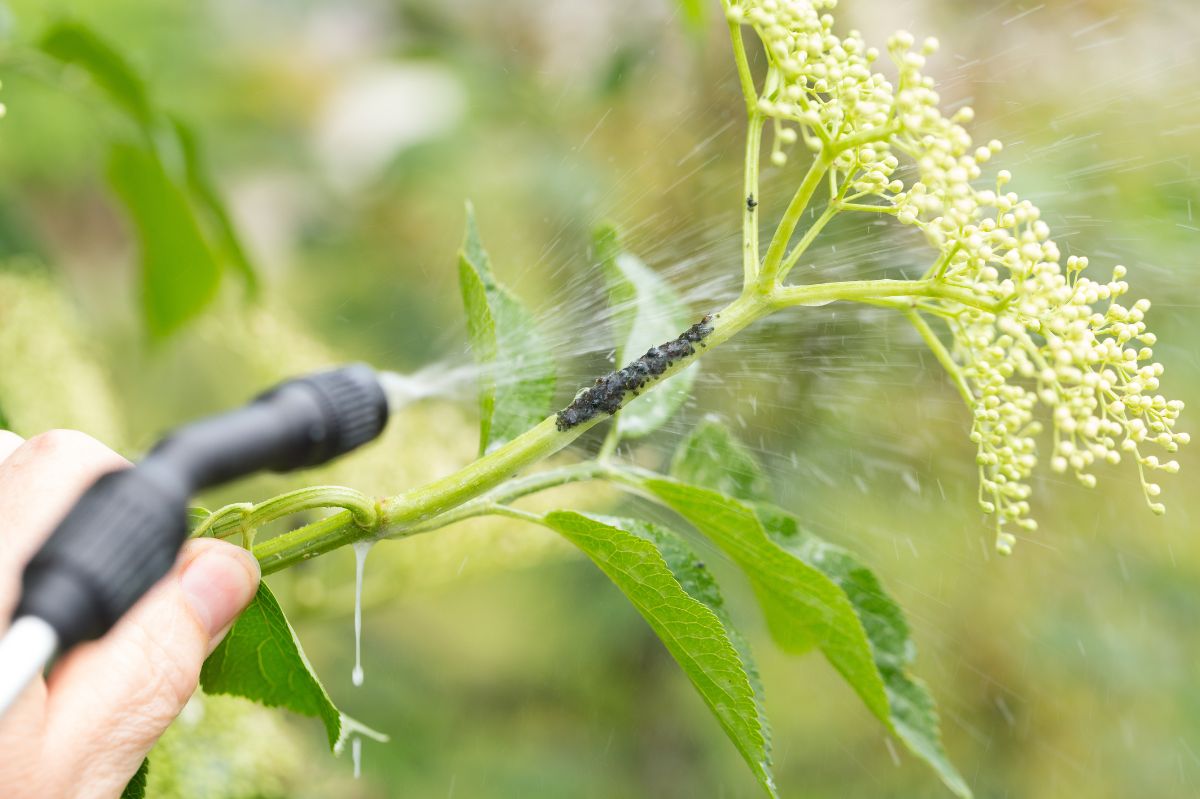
[0,616,58,721]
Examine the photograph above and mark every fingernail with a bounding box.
[180,545,261,640]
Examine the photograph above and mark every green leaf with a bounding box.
[595,223,697,440]
[612,515,773,761]
[40,22,154,128]
[642,478,891,720]
[544,511,777,797]
[120,758,148,799]
[657,419,971,796]
[200,582,385,752]
[458,203,555,453]
[41,23,250,335]
[107,142,222,338]
[171,117,259,295]
[753,504,971,798]
[671,416,773,502]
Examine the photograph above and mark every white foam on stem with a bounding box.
[351,541,373,687]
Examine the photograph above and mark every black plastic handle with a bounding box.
[14,364,389,651]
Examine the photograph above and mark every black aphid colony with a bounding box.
[555,315,714,431]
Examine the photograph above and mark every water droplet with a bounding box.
[883,736,900,766]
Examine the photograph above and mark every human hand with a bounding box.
[0,429,261,799]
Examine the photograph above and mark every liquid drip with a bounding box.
[351,541,373,687]
[352,735,362,779]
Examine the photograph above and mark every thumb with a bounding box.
[41,539,259,797]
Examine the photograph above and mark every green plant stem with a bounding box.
[196,486,378,541]
[757,150,832,291]
[860,297,961,319]
[777,204,837,282]
[725,10,758,118]
[418,465,698,550]
[392,464,648,542]
[905,309,974,405]
[831,121,901,154]
[924,242,961,280]
[837,202,898,215]
[771,278,995,312]
[388,464,678,545]
[192,503,252,540]
[596,425,621,460]
[742,113,765,286]
[723,4,764,288]
[489,505,546,525]
[400,461,612,536]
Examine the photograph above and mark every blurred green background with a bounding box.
[1,0,1198,796]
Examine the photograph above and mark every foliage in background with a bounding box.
[0,266,126,444]
[39,21,256,338]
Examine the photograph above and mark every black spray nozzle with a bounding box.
[145,362,389,494]
[13,363,389,653]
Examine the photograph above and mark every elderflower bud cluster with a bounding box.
[730,0,1188,552]
[728,0,894,168]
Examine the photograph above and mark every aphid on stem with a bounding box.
[556,316,714,431]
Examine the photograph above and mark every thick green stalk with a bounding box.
[254,510,359,572]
